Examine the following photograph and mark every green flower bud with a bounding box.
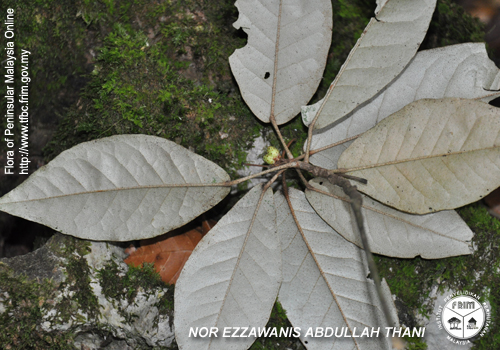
[263,146,280,165]
[263,154,275,165]
[266,146,280,159]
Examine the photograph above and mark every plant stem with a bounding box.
[225,162,299,186]
[304,133,361,158]
[225,160,394,326]
[297,162,396,328]
[264,169,286,192]
[270,117,294,159]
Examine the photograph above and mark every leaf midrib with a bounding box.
[0,182,230,205]
[285,190,362,350]
[343,144,500,173]
[307,184,469,245]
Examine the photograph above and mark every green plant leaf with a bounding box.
[0,135,230,241]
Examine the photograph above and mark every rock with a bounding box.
[0,234,175,349]
[235,135,271,191]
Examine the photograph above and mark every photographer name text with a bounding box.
[188,326,425,338]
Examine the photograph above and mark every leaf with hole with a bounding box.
[229,0,332,124]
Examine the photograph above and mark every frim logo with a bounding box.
[436,291,491,345]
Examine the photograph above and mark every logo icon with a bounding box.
[441,294,486,340]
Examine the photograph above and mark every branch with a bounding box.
[270,117,295,160]
[304,133,361,159]
[226,162,298,186]
[297,162,396,327]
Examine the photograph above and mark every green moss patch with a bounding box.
[0,265,74,350]
[43,0,263,177]
[97,260,174,326]
[375,203,500,350]
[249,301,305,350]
[0,235,178,349]
[0,234,95,349]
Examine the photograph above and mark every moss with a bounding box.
[156,276,175,320]
[421,0,485,50]
[99,260,158,304]
[0,235,179,349]
[375,203,500,349]
[458,204,500,350]
[405,334,428,350]
[0,265,74,349]
[43,0,263,178]
[249,301,305,350]
[97,260,174,326]
[0,0,90,154]
[41,236,103,333]
[0,235,97,349]
[59,248,101,322]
